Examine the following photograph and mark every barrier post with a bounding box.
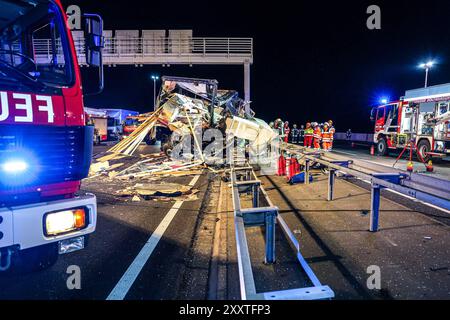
[370,183,381,232]
[328,169,336,201]
[265,210,277,264]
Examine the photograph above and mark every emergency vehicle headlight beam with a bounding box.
[1,160,28,174]
[44,208,87,236]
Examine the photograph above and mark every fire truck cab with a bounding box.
[0,0,103,273]
[371,83,450,160]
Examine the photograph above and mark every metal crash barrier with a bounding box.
[282,143,450,232]
[229,161,334,300]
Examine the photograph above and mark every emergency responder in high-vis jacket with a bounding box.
[326,120,335,150]
[304,122,314,148]
[291,124,300,144]
[313,122,322,150]
[322,122,332,151]
[275,119,284,137]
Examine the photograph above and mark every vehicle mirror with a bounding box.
[370,107,376,121]
[82,14,104,95]
[84,14,103,67]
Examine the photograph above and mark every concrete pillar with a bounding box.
[244,63,251,114]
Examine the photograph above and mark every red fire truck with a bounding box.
[0,0,103,273]
[371,84,450,161]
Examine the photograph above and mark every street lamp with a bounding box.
[151,75,160,110]
[419,61,434,88]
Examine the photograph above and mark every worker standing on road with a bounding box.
[346,128,352,141]
[299,125,305,145]
[275,118,284,137]
[284,121,290,143]
[291,124,300,144]
[304,122,314,148]
[328,120,335,150]
[322,123,332,151]
[313,122,322,150]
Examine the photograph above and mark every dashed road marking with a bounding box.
[106,174,202,300]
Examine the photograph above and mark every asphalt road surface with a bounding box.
[0,144,213,300]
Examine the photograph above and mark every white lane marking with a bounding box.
[106,174,202,300]
[384,238,398,247]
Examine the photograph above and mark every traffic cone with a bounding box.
[287,157,300,182]
[407,161,414,172]
[278,155,286,176]
[285,156,291,180]
[294,158,301,175]
[426,160,434,172]
[370,145,375,156]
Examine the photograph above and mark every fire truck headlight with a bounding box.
[435,141,445,152]
[44,208,87,236]
[1,160,29,174]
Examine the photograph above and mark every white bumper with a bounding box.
[0,194,96,251]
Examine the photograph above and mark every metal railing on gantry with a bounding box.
[33,36,253,66]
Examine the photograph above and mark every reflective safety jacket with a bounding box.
[322,130,332,142]
[304,128,314,137]
[313,127,322,140]
[329,126,335,140]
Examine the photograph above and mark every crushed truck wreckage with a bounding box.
[108,76,277,158]
[87,76,278,202]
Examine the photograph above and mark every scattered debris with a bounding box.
[85,77,278,204]
[361,210,369,216]
[429,266,448,272]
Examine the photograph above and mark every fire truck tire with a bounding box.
[16,243,58,273]
[376,138,388,156]
[417,140,431,162]
[0,243,58,275]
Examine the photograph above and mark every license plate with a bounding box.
[58,236,85,255]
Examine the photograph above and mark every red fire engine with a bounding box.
[371,84,450,161]
[0,0,103,272]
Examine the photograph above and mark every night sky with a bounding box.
[64,0,450,132]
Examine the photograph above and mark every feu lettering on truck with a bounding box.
[0,91,65,125]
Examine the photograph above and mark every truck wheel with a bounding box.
[162,143,173,157]
[11,243,58,274]
[417,140,431,162]
[376,139,388,156]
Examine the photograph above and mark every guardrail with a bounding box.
[229,159,334,300]
[281,143,450,232]
[334,132,374,144]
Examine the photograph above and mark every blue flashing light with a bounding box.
[2,160,28,174]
